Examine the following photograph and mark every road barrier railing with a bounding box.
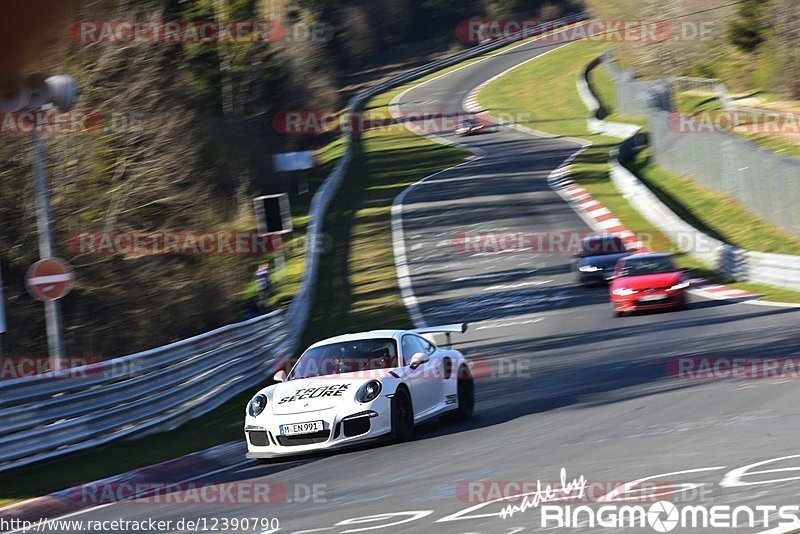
[0,310,288,473]
[577,55,641,142]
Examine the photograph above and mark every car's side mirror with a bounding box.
[409,352,430,370]
[273,370,287,382]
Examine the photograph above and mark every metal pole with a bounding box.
[0,259,5,357]
[31,130,66,368]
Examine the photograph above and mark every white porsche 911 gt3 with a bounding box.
[244,324,474,459]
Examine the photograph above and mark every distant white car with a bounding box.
[455,117,487,136]
[245,324,474,460]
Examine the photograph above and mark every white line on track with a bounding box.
[754,523,800,533]
[475,317,544,330]
[482,280,553,291]
[452,269,538,282]
[470,249,531,256]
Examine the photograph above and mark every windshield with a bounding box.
[580,236,626,256]
[619,256,677,277]
[289,338,399,380]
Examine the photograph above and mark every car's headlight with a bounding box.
[612,287,637,296]
[579,265,601,272]
[248,394,268,417]
[356,381,382,403]
[669,281,690,291]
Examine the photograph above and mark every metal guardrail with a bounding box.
[578,56,641,142]
[0,311,289,473]
[0,12,587,474]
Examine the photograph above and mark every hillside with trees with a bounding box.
[0,0,578,357]
[586,0,799,99]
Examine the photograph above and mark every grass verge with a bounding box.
[624,149,800,255]
[477,40,800,302]
[745,132,800,160]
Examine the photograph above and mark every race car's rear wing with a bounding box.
[411,323,468,349]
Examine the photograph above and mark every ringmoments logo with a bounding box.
[540,501,800,531]
[648,501,679,532]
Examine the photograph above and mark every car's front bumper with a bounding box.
[612,290,686,312]
[244,396,393,458]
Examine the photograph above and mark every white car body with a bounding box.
[455,119,486,136]
[244,324,473,459]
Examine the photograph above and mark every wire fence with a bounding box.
[583,56,800,289]
[601,53,800,236]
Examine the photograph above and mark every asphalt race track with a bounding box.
[24,36,800,534]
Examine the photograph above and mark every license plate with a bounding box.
[640,294,667,302]
[280,421,324,436]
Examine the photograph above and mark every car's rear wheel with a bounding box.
[455,365,475,419]
[391,387,414,442]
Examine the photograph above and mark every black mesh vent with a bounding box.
[343,417,370,437]
[248,431,269,446]
[276,430,330,446]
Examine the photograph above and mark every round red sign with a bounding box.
[25,258,74,301]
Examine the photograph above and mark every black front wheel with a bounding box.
[391,388,415,442]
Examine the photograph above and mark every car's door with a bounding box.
[401,334,443,417]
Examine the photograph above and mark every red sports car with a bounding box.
[609,253,689,316]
